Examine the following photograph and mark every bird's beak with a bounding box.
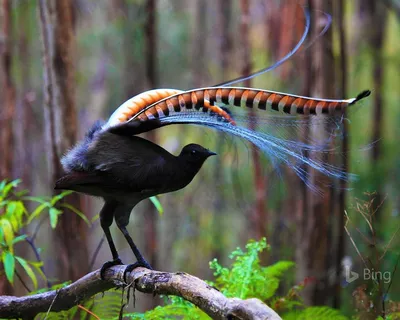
[207,150,217,156]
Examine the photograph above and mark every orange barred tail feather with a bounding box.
[106,89,183,127]
[106,88,236,128]
[105,87,370,130]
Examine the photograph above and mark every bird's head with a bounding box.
[178,144,216,166]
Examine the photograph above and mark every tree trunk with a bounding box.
[192,0,207,87]
[0,0,16,296]
[296,0,336,305]
[334,0,348,308]
[212,0,232,262]
[144,0,159,271]
[365,1,387,316]
[38,0,89,281]
[240,0,268,241]
[0,0,15,181]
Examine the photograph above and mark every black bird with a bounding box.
[55,120,216,277]
[55,86,369,278]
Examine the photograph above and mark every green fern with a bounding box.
[282,306,349,320]
[380,314,400,320]
[123,296,209,320]
[34,304,78,320]
[210,238,294,300]
[89,290,125,319]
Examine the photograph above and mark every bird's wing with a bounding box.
[55,171,105,190]
[88,134,177,194]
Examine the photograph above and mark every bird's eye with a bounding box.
[191,150,196,155]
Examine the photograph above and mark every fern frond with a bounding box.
[283,306,349,320]
[88,290,123,319]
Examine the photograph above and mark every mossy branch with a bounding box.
[0,265,281,320]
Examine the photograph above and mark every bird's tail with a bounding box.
[104,87,371,190]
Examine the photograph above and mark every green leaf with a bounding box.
[14,189,28,197]
[0,180,6,192]
[12,234,28,244]
[6,201,24,231]
[2,179,21,198]
[59,203,90,226]
[0,200,8,208]
[30,281,70,295]
[0,219,14,252]
[2,252,15,284]
[150,196,164,215]
[49,207,62,229]
[50,191,73,206]
[16,201,28,216]
[91,213,99,223]
[27,202,49,224]
[5,201,16,218]
[30,261,47,282]
[15,256,38,289]
[22,196,49,204]
[8,215,19,232]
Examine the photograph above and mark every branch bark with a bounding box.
[0,266,281,320]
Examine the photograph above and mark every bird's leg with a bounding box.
[99,201,123,279]
[115,207,153,281]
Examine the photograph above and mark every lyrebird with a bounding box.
[55,85,370,278]
[55,7,370,278]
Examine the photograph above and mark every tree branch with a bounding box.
[0,266,281,320]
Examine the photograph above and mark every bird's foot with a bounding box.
[123,260,153,282]
[100,258,123,280]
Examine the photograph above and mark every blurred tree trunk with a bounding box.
[0,0,15,295]
[368,2,387,214]
[360,1,387,316]
[296,0,312,301]
[192,0,207,87]
[212,0,232,262]
[240,0,267,241]
[13,0,39,295]
[369,3,387,316]
[143,0,159,310]
[38,0,89,281]
[0,0,15,181]
[334,0,348,308]
[14,1,34,191]
[268,1,306,266]
[144,0,159,271]
[296,0,336,305]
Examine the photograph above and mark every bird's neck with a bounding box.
[173,157,204,188]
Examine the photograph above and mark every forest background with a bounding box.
[0,0,399,317]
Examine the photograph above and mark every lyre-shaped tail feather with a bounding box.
[104,87,371,189]
[106,88,235,128]
[106,87,371,131]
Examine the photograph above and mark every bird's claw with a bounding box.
[100,258,123,280]
[123,260,153,283]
